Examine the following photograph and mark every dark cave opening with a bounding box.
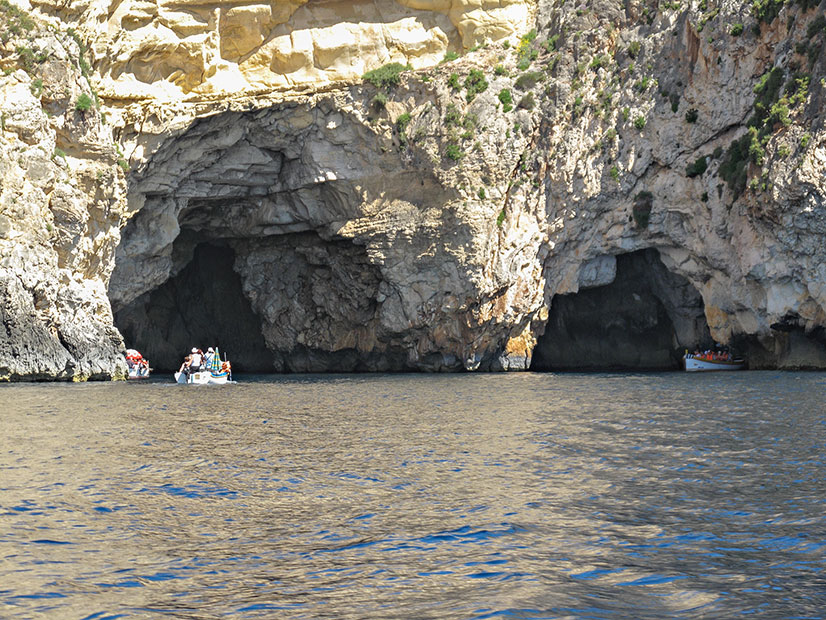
[531,249,712,371]
[114,242,273,372]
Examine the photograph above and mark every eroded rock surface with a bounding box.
[2,0,826,378]
[0,16,128,380]
[29,0,534,100]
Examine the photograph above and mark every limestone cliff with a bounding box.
[1,0,825,378]
[0,3,128,380]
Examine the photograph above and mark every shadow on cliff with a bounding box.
[531,249,712,371]
[115,242,272,372]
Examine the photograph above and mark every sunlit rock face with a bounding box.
[0,28,128,381]
[109,89,544,372]
[29,0,533,100]
[4,0,826,380]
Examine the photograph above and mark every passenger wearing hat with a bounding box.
[203,347,215,368]
[183,347,203,377]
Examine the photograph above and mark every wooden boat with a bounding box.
[174,348,233,384]
[684,353,745,372]
[125,349,151,380]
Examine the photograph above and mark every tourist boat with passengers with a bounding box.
[174,348,233,384]
[683,351,745,372]
[125,349,151,380]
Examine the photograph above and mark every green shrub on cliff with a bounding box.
[363,63,409,89]
[75,93,93,112]
[396,112,411,147]
[806,14,826,39]
[515,71,542,90]
[464,69,488,102]
[0,0,35,44]
[686,156,708,177]
[445,143,463,161]
[751,0,785,24]
[498,88,513,112]
[633,192,653,228]
[751,66,784,127]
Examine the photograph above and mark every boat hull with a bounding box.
[684,356,745,372]
[127,367,151,380]
[174,371,231,384]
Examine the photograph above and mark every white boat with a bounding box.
[125,349,151,380]
[174,370,231,384]
[174,348,233,384]
[684,353,745,372]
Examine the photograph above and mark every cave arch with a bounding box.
[531,249,712,371]
[115,242,272,372]
[108,102,445,373]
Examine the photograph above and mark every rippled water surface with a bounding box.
[1,372,825,619]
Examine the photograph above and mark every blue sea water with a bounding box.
[1,371,824,618]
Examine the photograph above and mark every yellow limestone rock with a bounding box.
[53,0,534,100]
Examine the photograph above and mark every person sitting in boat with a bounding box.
[180,348,203,376]
[125,349,142,368]
[178,353,191,374]
[203,347,215,368]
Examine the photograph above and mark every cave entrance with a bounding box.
[114,242,272,372]
[531,249,712,371]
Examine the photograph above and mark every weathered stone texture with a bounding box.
[2,0,826,378]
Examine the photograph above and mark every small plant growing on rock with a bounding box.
[363,62,409,89]
[517,29,538,70]
[686,156,708,177]
[448,73,460,90]
[442,50,460,63]
[478,187,486,200]
[590,55,608,71]
[1,0,35,44]
[444,103,461,126]
[464,70,489,102]
[610,165,620,181]
[494,65,507,76]
[496,209,506,228]
[396,112,412,147]
[634,115,646,130]
[685,108,699,123]
[515,71,542,91]
[518,92,536,110]
[75,93,93,112]
[371,92,388,109]
[633,191,653,228]
[445,143,463,161]
[498,88,513,112]
[730,23,744,35]
[622,107,630,122]
[628,40,641,58]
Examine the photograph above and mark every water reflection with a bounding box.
[1,372,825,618]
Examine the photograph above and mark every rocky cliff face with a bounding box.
[1,0,825,378]
[0,4,128,380]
